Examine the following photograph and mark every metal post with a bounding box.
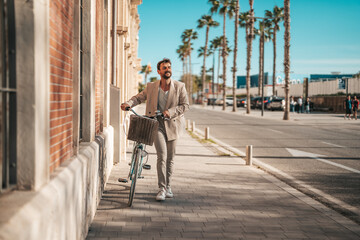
[261,27,265,117]
[205,127,210,140]
[246,145,253,165]
[212,49,215,98]
[191,121,195,132]
[186,119,190,130]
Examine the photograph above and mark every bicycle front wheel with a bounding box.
[128,148,141,207]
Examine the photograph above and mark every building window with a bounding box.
[1,0,16,192]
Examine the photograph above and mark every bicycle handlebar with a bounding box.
[125,107,169,120]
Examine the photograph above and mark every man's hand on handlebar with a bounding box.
[121,103,130,111]
[163,110,170,119]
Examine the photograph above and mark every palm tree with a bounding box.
[283,0,290,120]
[254,20,271,96]
[239,11,255,113]
[231,0,240,112]
[245,0,255,114]
[197,15,219,105]
[181,29,198,104]
[140,64,152,84]
[209,36,223,98]
[197,46,212,58]
[177,43,188,91]
[209,0,236,110]
[265,6,284,96]
[209,36,231,103]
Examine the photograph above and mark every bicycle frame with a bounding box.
[128,142,145,181]
[123,107,162,207]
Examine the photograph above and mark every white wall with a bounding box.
[234,78,360,97]
[0,127,114,240]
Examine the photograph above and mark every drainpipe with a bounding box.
[111,0,117,86]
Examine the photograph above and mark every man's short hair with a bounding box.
[157,58,171,70]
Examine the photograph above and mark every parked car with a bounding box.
[215,98,224,106]
[250,97,261,109]
[269,97,285,110]
[215,97,233,106]
[225,97,234,106]
[237,98,246,107]
[258,96,284,110]
[207,98,217,106]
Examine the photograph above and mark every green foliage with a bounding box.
[353,71,360,78]
[149,77,157,82]
[138,82,145,93]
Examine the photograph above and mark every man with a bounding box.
[305,97,311,114]
[344,95,352,120]
[121,58,189,201]
[297,96,303,113]
[352,96,359,120]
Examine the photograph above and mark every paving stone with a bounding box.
[86,128,360,239]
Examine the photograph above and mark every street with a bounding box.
[185,105,360,222]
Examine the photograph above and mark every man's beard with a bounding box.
[163,71,172,79]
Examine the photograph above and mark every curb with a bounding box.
[187,125,360,236]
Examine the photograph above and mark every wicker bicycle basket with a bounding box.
[127,114,159,146]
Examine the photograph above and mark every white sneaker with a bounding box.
[156,188,166,201]
[166,187,174,198]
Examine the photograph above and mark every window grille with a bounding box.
[1,0,17,192]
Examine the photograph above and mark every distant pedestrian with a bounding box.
[297,96,303,113]
[344,95,352,120]
[290,96,295,112]
[352,96,359,120]
[305,97,311,114]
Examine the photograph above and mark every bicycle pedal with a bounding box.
[143,164,151,170]
[138,176,144,179]
[118,178,128,183]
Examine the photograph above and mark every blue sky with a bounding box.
[137,0,360,86]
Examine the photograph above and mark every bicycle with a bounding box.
[118,107,163,207]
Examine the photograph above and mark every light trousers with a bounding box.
[154,129,176,189]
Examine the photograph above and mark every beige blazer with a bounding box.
[126,79,189,141]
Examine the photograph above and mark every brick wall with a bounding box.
[95,0,104,134]
[49,0,74,173]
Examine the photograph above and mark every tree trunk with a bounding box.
[246,5,254,114]
[189,50,193,105]
[222,14,227,111]
[185,56,191,102]
[272,28,277,96]
[232,0,239,112]
[283,0,290,120]
[217,47,221,99]
[202,26,210,106]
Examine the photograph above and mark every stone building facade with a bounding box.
[0,0,142,239]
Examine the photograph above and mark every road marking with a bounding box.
[322,141,345,148]
[286,148,360,174]
[268,129,283,134]
[194,133,360,220]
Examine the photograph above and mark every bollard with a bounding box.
[186,119,191,130]
[205,127,210,140]
[191,121,195,132]
[246,145,253,165]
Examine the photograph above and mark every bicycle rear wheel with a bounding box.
[128,148,141,207]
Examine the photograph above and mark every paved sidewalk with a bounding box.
[86,129,360,239]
